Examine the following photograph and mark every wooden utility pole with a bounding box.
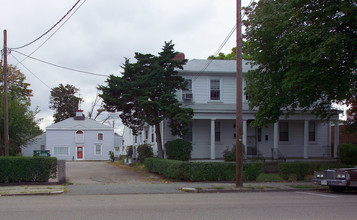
[3,30,9,156]
[235,0,243,187]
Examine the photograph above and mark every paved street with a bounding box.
[1,191,356,220]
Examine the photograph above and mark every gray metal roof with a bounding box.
[46,117,113,131]
[180,59,255,73]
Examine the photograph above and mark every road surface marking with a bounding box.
[295,191,339,198]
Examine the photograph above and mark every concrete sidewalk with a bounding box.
[0,181,327,196]
[0,184,65,196]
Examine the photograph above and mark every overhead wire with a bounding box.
[12,50,109,77]
[193,0,286,81]
[13,0,87,66]
[11,0,82,50]
[192,0,254,81]
[10,53,51,89]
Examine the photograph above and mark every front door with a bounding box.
[77,146,83,160]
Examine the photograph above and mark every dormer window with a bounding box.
[75,130,84,143]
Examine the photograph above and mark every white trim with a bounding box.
[53,146,69,156]
[209,78,222,102]
[94,144,102,156]
[75,130,84,143]
[97,132,104,141]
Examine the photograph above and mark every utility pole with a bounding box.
[235,0,243,187]
[3,30,9,156]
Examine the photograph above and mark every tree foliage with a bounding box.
[0,62,42,155]
[243,0,356,127]
[99,41,193,158]
[0,61,33,103]
[49,84,82,123]
[207,41,252,60]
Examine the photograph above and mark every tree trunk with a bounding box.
[155,122,164,158]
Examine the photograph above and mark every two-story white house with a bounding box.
[122,59,340,160]
[22,110,123,160]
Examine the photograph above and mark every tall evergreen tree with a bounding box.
[99,41,193,158]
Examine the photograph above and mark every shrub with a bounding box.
[165,139,192,161]
[223,145,236,162]
[137,144,154,163]
[223,145,246,162]
[337,143,357,165]
[144,158,264,181]
[126,145,133,158]
[279,162,309,181]
[243,162,265,181]
[109,151,114,162]
[0,157,57,183]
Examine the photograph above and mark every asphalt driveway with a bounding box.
[66,161,162,185]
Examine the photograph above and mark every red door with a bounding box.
[77,146,83,159]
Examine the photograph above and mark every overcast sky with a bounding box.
[1,0,251,133]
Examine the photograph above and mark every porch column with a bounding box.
[210,119,215,160]
[242,120,247,159]
[273,122,279,159]
[333,121,339,158]
[303,120,309,159]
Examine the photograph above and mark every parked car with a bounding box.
[313,166,357,192]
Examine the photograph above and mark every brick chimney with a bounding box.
[173,53,185,61]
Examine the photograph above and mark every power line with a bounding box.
[10,53,51,89]
[13,0,87,66]
[12,50,109,77]
[193,0,255,81]
[11,0,82,50]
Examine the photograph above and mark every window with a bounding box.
[183,122,193,142]
[95,144,102,155]
[210,79,220,100]
[134,136,137,144]
[75,130,84,143]
[183,79,192,91]
[215,121,221,142]
[279,122,289,141]
[145,130,149,140]
[40,145,45,151]
[309,121,316,141]
[98,133,103,141]
[54,147,69,156]
[257,128,262,142]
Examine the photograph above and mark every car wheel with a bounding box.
[329,186,345,192]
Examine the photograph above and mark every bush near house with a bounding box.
[0,157,57,183]
[337,143,357,165]
[165,139,192,161]
[126,145,133,158]
[144,158,264,181]
[137,144,154,163]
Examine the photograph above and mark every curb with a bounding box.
[180,187,329,193]
[0,190,64,197]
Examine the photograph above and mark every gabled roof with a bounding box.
[180,59,255,74]
[46,117,113,131]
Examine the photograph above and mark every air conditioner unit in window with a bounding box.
[182,93,193,100]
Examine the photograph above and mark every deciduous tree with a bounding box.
[99,41,193,158]
[49,84,82,123]
[243,0,356,127]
